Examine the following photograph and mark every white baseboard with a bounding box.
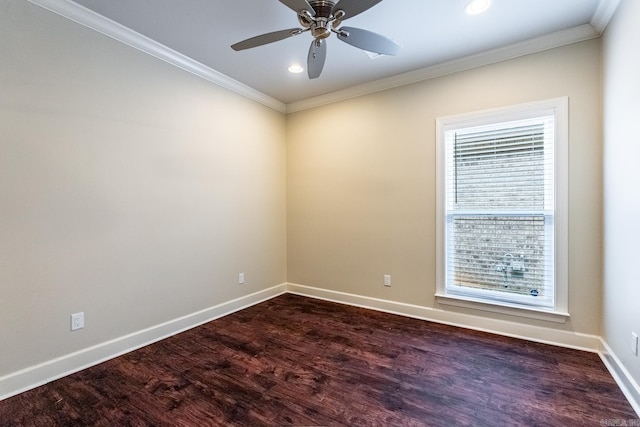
[599,339,640,417]
[285,283,601,352]
[4,282,637,419]
[0,284,287,401]
[286,283,640,415]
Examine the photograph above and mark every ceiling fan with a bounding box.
[231,0,400,79]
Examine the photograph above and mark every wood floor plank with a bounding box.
[0,294,637,426]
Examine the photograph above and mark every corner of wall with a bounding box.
[600,338,640,417]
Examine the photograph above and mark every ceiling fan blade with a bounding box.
[307,39,327,79]
[332,0,383,20]
[279,0,315,16]
[337,26,400,55]
[231,28,303,51]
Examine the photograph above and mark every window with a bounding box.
[436,98,568,321]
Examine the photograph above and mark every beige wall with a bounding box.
[602,0,640,385]
[0,0,616,393]
[0,0,286,376]
[287,39,602,335]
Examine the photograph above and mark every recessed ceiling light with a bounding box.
[465,0,492,15]
[288,64,304,74]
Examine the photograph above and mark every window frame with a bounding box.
[435,98,569,323]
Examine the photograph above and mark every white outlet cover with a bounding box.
[71,312,84,331]
[632,332,638,356]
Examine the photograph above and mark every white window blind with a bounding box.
[444,117,555,308]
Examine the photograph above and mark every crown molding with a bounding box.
[286,24,599,113]
[591,0,622,34]
[27,0,608,116]
[26,0,287,114]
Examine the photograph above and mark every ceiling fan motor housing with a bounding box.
[310,0,336,19]
[309,0,336,39]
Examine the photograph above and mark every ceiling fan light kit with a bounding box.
[231,0,400,79]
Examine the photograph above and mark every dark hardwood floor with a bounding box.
[0,294,637,426]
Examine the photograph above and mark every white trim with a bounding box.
[435,97,569,317]
[290,280,638,414]
[0,284,287,401]
[599,339,640,417]
[26,0,287,114]
[24,0,599,115]
[554,96,570,313]
[591,0,622,34]
[286,25,597,113]
[435,293,569,323]
[435,97,568,129]
[3,283,636,415]
[285,283,600,352]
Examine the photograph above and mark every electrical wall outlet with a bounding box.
[238,272,245,285]
[384,275,391,287]
[632,332,638,356]
[71,312,84,331]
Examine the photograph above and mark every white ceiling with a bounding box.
[43,0,613,109]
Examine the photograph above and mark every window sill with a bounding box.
[435,293,570,324]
